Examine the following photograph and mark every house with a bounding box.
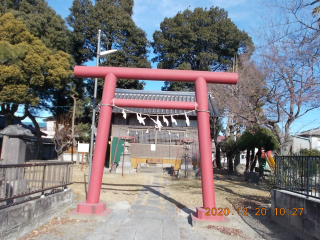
[292,127,320,153]
[96,88,220,168]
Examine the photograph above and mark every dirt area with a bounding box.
[164,169,301,240]
[19,165,302,240]
[71,164,149,204]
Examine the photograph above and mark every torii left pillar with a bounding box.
[70,73,116,217]
[69,66,237,224]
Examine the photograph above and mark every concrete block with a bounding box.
[316,222,320,239]
[0,209,8,232]
[138,217,162,229]
[118,161,132,167]
[34,196,53,218]
[114,227,137,240]
[302,217,317,237]
[146,200,160,206]
[121,217,139,228]
[7,205,27,229]
[179,164,194,170]
[1,189,73,240]
[23,202,34,221]
[162,230,180,240]
[272,190,320,240]
[115,166,134,174]
[159,164,172,168]
[135,226,162,240]
[130,212,173,220]
[290,211,303,229]
[130,205,162,213]
[305,199,318,222]
[163,219,179,233]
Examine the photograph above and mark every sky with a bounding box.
[23,0,320,134]
[46,0,263,90]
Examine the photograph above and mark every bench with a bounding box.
[146,158,163,164]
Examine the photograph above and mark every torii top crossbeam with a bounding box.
[73,66,237,223]
[74,66,237,84]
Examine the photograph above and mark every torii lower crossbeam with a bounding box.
[71,66,237,224]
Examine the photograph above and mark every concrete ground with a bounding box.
[19,173,302,240]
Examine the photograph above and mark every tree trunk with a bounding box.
[245,149,250,171]
[27,111,43,160]
[269,123,285,154]
[251,148,262,173]
[235,151,240,174]
[74,139,79,164]
[257,148,262,176]
[4,113,14,126]
[250,148,256,172]
[228,155,234,173]
[216,145,221,169]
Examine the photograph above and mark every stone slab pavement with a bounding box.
[84,175,207,240]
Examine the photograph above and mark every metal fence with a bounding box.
[0,162,73,207]
[276,156,320,199]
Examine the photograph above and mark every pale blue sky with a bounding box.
[47,0,263,90]
[23,0,319,134]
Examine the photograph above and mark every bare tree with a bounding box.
[53,114,73,161]
[209,54,267,133]
[253,0,320,153]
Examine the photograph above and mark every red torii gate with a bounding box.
[72,66,237,223]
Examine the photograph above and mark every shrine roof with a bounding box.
[97,88,220,117]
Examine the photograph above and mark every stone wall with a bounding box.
[0,189,73,240]
[271,189,320,240]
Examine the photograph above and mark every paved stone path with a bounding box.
[85,175,205,240]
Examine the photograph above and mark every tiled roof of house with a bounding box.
[298,127,320,137]
[0,116,47,136]
[217,135,225,142]
[97,88,220,117]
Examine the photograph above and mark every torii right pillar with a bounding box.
[192,76,228,225]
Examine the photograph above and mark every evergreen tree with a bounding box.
[92,0,151,90]
[152,7,254,91]
[0,0,74,118]
[67,0,151,90]
[0,13,73,157]
[66,0,95,65]
[66,0,151,127]
[1,0,71,53]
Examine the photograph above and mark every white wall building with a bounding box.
[41,116,56,139]
[292,127,320,153]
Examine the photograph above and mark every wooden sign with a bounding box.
[78,143,89,153]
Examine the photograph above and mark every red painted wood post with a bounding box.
[195,77,216,209]
[81,153,84,171]
[86,73,117,204]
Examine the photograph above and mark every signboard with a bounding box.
[151,144,156,151]
[78,143,90,153]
